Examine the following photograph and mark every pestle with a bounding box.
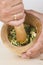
[13,1,27,43]
[15,24,27,43]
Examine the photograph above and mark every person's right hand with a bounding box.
[0,0,25,26]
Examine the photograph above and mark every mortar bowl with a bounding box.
[1,10,42,56]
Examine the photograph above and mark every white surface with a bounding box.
[0,0,43,65]
[23,0,43,13]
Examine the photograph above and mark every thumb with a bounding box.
[25,10,43,19]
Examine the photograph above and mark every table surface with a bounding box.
[0,22,43,65]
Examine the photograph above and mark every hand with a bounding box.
[0,0,25,26]
[22,10,43,58]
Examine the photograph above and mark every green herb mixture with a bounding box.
[7,24,37,46]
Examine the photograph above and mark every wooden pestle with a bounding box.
[13,1,27,43]
[15,24,27,43]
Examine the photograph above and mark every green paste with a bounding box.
[7,24,37,46]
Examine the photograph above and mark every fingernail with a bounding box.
[22,54,27,58]
[26,51,32,55]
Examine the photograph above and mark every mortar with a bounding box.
[1,10,42,56]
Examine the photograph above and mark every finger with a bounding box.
[4,0,22,8]
[8,15,25,26]
[22,48,40,59]
[22,51,32,59]
[25,10,42,19]
[40,47,43,53]
[26,48,40,58]
[2,3,24,16]
[0,12,14,22]
[26,41,42,58]
[0,0,22,8]
[1,10,24,21]
[22,52,27,59]
[0,10,25,23]
[0,1,24,16]
[22,41,42,58]
[40,41,43,53]
[12,12,25,20]
[7,3,24,15]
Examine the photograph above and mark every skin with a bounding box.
[0,0,24,25]
[22,10,43,59]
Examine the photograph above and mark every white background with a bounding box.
[23,0,43,13]
[0,0,43,65]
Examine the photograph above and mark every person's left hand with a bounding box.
[22,10,43,58]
